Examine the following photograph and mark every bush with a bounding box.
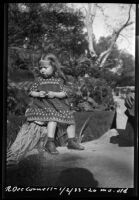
[75,111,115,142]
[7,84,30,116]
[67,76,115,111]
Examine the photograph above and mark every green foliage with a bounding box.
[95,36,119,56]
[110,52,135,87]
[75,111,115,142]
[7,3,134,116]
[6,3,135,150]
[7,84,30,116]
[8,3,86,60]
[119,52,135,82]
[66,76,115,111]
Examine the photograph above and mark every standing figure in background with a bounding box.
[110,92,135,146]
[125,92,135,117]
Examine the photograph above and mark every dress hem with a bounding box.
[27,117,75,125]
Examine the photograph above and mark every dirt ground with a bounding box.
[6,129,134,188]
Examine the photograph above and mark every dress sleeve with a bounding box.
[28,78,40,94]
[59,79,73,97]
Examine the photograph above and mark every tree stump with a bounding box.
[7,121,68,166]
[7,122,48,166]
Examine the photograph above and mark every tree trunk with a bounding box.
[98,34,117,68]
[96,4,133,68]
[85,4,97,57]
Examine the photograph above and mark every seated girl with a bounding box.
[25,53,85,154]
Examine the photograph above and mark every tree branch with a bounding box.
[96,4,105,16]
[96,4,134,68]
[115,4,134,36]
[78,7,87,17]
[119,33,131,46]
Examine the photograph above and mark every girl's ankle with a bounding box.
[47,137,55,142]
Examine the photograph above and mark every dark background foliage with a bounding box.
[7,3,135,146]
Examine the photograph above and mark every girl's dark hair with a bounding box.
[40,53,66,82]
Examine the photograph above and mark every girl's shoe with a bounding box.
[44,141,59,155]
[67,138,85,150]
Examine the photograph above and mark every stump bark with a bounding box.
[7,121,68,166]
[7,122,48,165]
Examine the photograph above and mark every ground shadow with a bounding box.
[6,154,44,186]
[55,167,99,187]
[6,154,89,187]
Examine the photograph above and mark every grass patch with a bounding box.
[75,111,115,142]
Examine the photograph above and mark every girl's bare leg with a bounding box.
[47,121,57,138]
[44,121,59,154]
[67,124,76,138]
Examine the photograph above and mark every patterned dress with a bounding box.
[25,76,75,125]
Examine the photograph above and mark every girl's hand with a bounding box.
[39,91,46,98]
[47,91,55,98]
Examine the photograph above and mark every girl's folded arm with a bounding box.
[28,78,40,97]
[54,91,67,98]
[29,91,40,97]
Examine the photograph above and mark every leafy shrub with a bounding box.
[7,84,30,116]
[67,75,115,111]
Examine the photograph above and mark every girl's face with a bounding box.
[40,60,54,76]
